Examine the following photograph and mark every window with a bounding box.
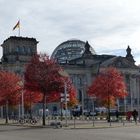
[24,46,28,54]
[16,46,20,53]
[78,90,82,102]
[77,77,82,86]
[27,47,31,54]
[20,46,25,54]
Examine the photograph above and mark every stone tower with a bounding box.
[1,36,38,75]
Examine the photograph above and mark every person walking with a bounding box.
[132,109,138,124]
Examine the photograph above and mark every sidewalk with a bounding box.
[67,121,139,129]
[0,118,139,129]
[54,119,140,129]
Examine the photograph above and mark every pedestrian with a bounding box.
[132,109,138,124]
[126,111,132,121]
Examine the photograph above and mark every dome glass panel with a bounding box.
[51,39,96,62]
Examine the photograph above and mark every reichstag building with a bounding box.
[0,36,140,114]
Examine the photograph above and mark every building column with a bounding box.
[130,76,134,111]
[136,78,140,120]
[0,106,3,118]
[124,97,127,112]
[81,89,84,116]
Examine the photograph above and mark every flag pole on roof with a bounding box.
[13,20,20,36]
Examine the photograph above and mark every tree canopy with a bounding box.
[87,67,127,107]
[24,54,77,125]
[0,71,22,123]
[0,71,22,106]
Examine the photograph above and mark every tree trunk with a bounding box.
[0,106,3,118]
[42,93,46,126]
[30,93,32,118]
[60,102,63,121]
[5,100,9,124]
[107,95,111,123]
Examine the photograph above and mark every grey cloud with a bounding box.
[1,0,140,63]
[97,48,126,56]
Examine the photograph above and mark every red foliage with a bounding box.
[23,90,43,109]
[88,67,127,106]
[66,80,78,107]
[24,54,77,104]
[46,80,77,107]
[24,54,77,125]
[24,54,64,95]
[0,71,22,106]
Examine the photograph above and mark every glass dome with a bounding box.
[51,39,96,62]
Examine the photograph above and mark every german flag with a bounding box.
[13,20,20,30]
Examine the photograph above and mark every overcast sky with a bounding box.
[1,0,140,64]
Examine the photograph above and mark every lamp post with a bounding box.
[107,94,111,126]
[19,80,24,118]
[64,82,68,126]
[60,100,63,121]
[81,89,84,118]
[21,89,24,118]
[105,73,111,126]
[91,96,96,126]
[59,70,69,127]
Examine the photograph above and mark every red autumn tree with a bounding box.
[46,80,77,121]
[0,71,22,123]
[87,67,127,121]
[46,79,77,108]
[23,90,43,115]
[66,80,78,108]
[24,54,66,125]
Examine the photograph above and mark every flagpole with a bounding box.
[18,20,20,36]
[18,26,20,36]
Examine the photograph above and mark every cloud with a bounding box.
[1,0,140,63]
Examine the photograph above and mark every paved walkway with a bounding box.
[0,118,139,129]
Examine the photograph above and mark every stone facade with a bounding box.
[0,36,38,75]
[0,36,140,115]
[56,41,140,113]
[0,36,38,117]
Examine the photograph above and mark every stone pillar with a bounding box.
[0,106,3,118]
[130,76,134,111]
[136,78,140,121]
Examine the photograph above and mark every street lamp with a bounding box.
[21,89,24,118]
[91,96,96,126]
[59,70,69,127]
[103,73,111,125]
[18,80,24,118]
[107,94,111,125]
[81,89,84,118]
